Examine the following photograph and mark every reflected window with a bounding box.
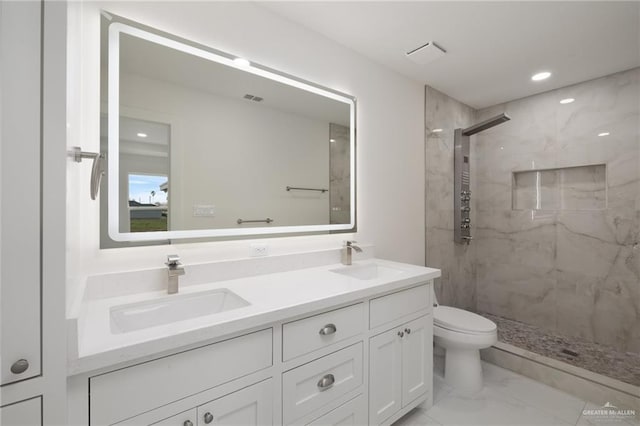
[128,174,168,232]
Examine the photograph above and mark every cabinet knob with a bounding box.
[405,328,411,334]
[183,421,193,426]
[397,331,404,338]
[317,373,335,391]
[319,323,337,336]
[10,359,29,375]
[203,412,214,424]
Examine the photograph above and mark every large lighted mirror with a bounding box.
[101,14,356,244]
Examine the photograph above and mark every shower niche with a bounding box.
[512,164,607,211]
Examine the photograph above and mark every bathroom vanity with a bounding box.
[67,257,439,426]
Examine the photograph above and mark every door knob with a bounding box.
[10,359,29,375]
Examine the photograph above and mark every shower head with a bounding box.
[462,113,511,136]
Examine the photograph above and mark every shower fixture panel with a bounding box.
[454,113,511,244]
[454,129,473,244]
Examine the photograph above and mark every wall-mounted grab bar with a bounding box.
[237,218,274,225]
[286,186,328,193]
[68,146,105,200]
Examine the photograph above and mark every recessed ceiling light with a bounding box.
[598,132,610,137]
[432,128,443,133]
[329,139,336,143]
[233,57,251,67]
[137,132,148,138]
[531,71,551,81]
[560,98,575,104]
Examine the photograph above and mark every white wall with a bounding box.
[66,1,425,313]
[119,72,330,230]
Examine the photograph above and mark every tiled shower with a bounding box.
[425,68,639,387]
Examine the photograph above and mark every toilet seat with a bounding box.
[434,306,496,335]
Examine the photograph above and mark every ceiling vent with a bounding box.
[406,41,446,65]
[243,94,264,102]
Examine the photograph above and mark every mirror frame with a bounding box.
[106,14,357,242]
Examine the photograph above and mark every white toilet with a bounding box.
[433,296,497,395]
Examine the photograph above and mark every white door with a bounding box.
[196,379,272,426]
[152,409,197,426]
[401,316,431,407]
[368,328,402,425]
[0,397,42,426]
[0,0,42,386]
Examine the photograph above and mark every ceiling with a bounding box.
[260,1,640,109]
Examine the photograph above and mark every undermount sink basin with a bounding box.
[329,262,404,281]
[110,289,250,334]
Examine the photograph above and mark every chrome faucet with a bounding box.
[341,241,363,265]
[165,254,185,294]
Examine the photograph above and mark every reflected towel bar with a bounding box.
[237,218,274,225]
[286,186,328,193]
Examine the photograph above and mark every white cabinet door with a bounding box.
[196,379,272,426]
[151,409,197,426]
[0,0,42,387]
[0,397,42,426]
[368,329,402,425]
[401,316,431,407]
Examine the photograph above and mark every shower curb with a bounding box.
[481,342,640,413]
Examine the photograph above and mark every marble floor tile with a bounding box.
[481,362,587,424]
[426,385,573,426]
[433,374,454,404]
[397,362,632,426]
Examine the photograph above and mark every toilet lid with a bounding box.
[434,306,497,334]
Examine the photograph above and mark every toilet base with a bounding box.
[444,347,483,395]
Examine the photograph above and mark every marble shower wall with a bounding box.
[425,86,477,310]
[474,68,640,352]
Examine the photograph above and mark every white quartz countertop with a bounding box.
[69,258,440,375]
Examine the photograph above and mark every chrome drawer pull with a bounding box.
[317,373,335,391]
[319,323,337,336]
[405,328,411,334]
[183,421,193,426]
[203,412,214,424]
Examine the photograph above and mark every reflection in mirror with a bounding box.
[101,14,356,244]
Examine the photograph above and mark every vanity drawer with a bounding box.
[305,394,366,426]
[282,303,364,361]
[370,284,430,329]
[282,343,363,425]
[90,328,272,426]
